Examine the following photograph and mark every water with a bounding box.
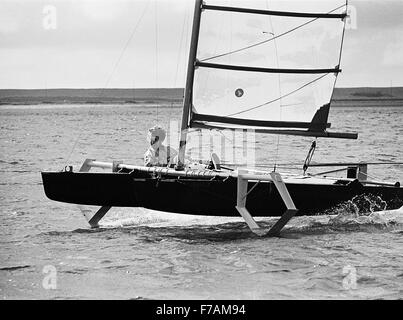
[0,103,402,300]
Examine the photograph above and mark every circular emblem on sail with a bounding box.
[235,88,244,98]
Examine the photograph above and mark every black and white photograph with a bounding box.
[1,0,402,305]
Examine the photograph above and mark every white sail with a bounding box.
[189,0,348,135]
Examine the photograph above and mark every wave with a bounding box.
[0,265,31,271]
[319,194,402,217]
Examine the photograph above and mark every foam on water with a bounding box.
[96,194,403,236]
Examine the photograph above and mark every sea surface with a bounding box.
[0,103,402,300]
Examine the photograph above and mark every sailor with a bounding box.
[144,125,178,167]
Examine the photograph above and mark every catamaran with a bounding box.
[41,0,402,236]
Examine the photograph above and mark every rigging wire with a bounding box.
[329,0,348,105]
[178,1,194,158]
[225,0,233,115]
[64,0,151,165]
[265,0,282,172]
[174,3,189,90]
[171,0,190,119]
[154,0,159,123]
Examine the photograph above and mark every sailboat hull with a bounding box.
[41,171,403,217]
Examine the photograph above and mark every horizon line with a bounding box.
[1,85,403,91]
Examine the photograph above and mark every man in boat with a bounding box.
[144,125,178,167]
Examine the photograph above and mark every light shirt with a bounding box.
[144,145,178,167]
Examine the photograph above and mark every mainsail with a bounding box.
[180,0,355,146]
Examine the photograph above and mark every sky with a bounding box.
[0,0,402,89]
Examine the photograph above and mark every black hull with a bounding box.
[41,171,403,217]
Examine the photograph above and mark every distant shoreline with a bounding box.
[1,87,402,107]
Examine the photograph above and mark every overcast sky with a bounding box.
[0,0,402,89]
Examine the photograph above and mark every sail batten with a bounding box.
[196,61,341,75]
[192,113,331,129]
[191,122,358,140]
[201,4,347,19]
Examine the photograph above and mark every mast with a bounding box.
[177,0,203,169]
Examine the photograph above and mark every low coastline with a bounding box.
[1,87,402,106]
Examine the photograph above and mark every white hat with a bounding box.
[147,125,166,143]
